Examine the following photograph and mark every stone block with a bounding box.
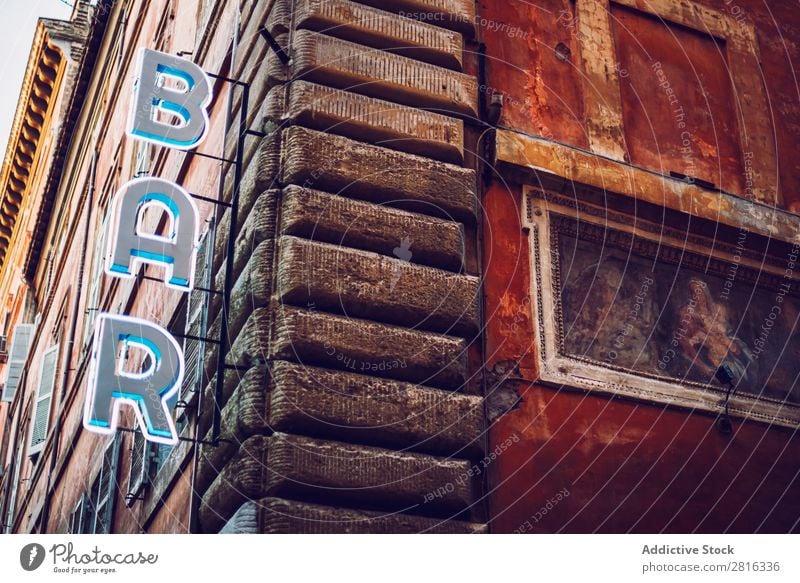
[290,30,478,117]
[199,433,477,532]
[280,184,464,271]
[281,126,477,222]
[277,236,479,335]
[270,306,469,389]
[265,81,464,163]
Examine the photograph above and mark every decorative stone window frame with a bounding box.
[523,186,800,428]
[574,0,778,204]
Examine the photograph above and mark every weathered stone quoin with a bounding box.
[196,0,487,533]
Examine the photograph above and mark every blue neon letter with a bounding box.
[84,314,184,445]
[106,177,199,291]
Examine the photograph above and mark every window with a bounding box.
[70,435,120,533]
[133,140,152,178]
[153,2,174,53]
[4,422,27,533]
[29,344,59,456]
[83,213,110,349]
[127,421,151,501]
[182,224,214,408]
[148,228,215,476]
[1,324,34,402]
[196,0,215,42]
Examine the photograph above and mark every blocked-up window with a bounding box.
[610,2,745,194]
[1,323,34,402]
[29,344,59,456]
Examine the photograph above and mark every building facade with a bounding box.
[0,0,798,534]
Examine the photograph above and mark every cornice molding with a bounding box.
[0,23,65,270]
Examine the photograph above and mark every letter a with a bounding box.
[84,315,183,445]
[106,177,199,291]
[128,47,212,149]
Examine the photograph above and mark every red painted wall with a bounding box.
[479,0,800,208]
[482,178,800,532]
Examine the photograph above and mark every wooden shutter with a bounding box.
[83,213,109,349]
[69,494,86,534]
[181,224,214,403]
[127,422,150,499]
[88,435,120,533]
[4,426,26,532]
[29,344,59,455]
[134,141,152,178]
[1,324,34,402]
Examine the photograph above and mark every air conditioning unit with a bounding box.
[0,335,7,364]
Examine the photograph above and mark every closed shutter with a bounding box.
[1,324,34,402]
[181,224,214,404]
[69,494,86,534]
[4,429,26,532]
[83,213,109,349]
[134,141,152,177]
[127,422,150,499]
[90,435,120,533]
[29,344,59,455]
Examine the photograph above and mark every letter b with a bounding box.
[128,48,212,149]
[84,315,184,445]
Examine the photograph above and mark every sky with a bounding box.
[0,0,73,153]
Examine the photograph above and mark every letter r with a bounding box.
[84,315,183,445]
[128,48,212,149]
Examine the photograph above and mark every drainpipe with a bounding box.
[40,147,97,532]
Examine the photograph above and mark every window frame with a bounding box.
[573,0,777,203]
[523,186,800,427]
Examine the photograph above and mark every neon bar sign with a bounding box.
[83,49,212,446]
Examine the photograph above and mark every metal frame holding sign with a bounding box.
[82,47,260,447]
